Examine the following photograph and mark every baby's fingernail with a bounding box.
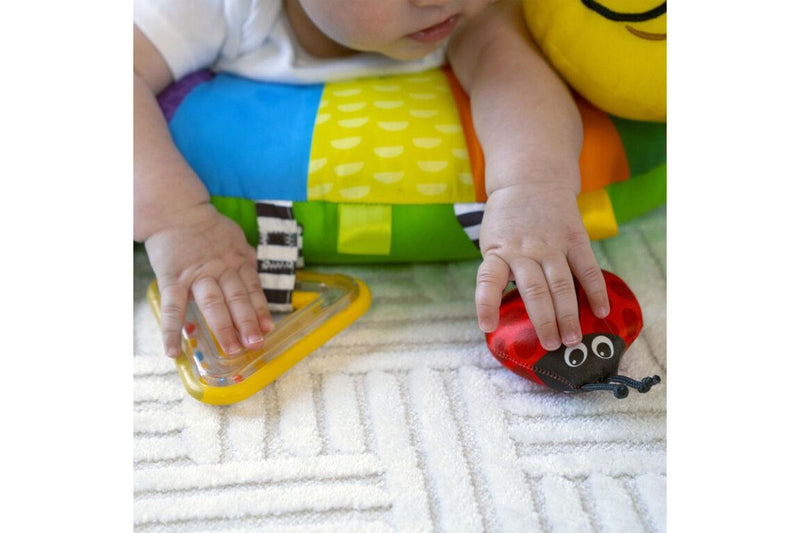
[563,332,581,346]
[225,343,244,356]
[247,334,264,345]
[478,320,496,333]
[165,346,181,359]
[543,339,562,351]
[596,305,610,317]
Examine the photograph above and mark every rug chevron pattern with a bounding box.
[133,207,666,532]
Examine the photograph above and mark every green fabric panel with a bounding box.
[293,202,481,264]
[610,117,666,177]
[207,196,481,263]
[336,204,393,255]
[210,196,259,247]
[607,162,667,223]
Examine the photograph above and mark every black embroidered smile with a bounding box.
[581,0,666,22]
[581,1,666,40]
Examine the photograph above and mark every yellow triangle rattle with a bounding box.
[147,271,371,405]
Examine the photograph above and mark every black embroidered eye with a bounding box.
[591,335,614,359]
[564,344,588,367]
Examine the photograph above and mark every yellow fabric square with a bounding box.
[308,70,475,205]
[577,188,618,240]
[337,204,393,255]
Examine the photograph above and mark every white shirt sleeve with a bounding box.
[133,0,232,80]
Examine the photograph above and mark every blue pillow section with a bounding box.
[168,74,323,201]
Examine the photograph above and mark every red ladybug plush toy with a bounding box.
[486,270,660,399]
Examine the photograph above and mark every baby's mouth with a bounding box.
[408,15,460,44]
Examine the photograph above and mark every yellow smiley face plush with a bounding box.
[523,0,666,122]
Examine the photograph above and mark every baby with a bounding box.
[134,0,610,359]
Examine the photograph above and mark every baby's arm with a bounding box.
[447,0,609,350]
[134,26,273,357]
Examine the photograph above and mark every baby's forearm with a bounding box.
[447,2,610,346]
[133,72,211,242]
[471,59,583,197]
[449,1,583,196]
[134,63,271,358]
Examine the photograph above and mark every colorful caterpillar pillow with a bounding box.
[158,67,665,265]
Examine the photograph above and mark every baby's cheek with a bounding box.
[329,6,394,45]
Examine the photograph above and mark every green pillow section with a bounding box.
[210,196,482,264]
[607,162,666,224]
[611,117,666,178]
[607,118,666,224]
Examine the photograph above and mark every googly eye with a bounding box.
[564,344,588,367]
[591,335,615,359]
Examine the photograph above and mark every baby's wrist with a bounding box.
[136,201,218,243]
[485,157,581,198]
[486,179,579,201]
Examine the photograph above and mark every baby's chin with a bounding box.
[334,36,442,62]
[378,41,441,62]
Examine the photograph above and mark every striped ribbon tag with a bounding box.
[453,202,484,250]
[255,200,303,312]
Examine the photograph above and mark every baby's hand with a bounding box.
[144,204,273,358]
[475,182,609,350]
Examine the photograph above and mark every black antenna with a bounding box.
[607,374,661,393]
[580,374,661,398]
[580,382,629,399]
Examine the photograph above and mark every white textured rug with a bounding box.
[133,206,666,532]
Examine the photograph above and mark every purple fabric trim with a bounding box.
[156,69,215,122]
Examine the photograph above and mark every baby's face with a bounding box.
[290,0,494,60]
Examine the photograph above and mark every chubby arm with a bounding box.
[134,27,273,357]
[447,0,609,349]
[134,27,211,242]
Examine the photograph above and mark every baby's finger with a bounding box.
[239,263,274,334]
[158,281,188,358]
[475,254,511,332]
[541,254,581,346]
[568,244,609,318]
[512,260,561,351]
[191,277,244,356]
[219,270,265,351]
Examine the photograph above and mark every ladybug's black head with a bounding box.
[532,333,660,399]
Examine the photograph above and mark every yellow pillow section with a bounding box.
[307,70,477,204]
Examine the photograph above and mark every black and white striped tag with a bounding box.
[255,200,303,312]
[453,202,485,250]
